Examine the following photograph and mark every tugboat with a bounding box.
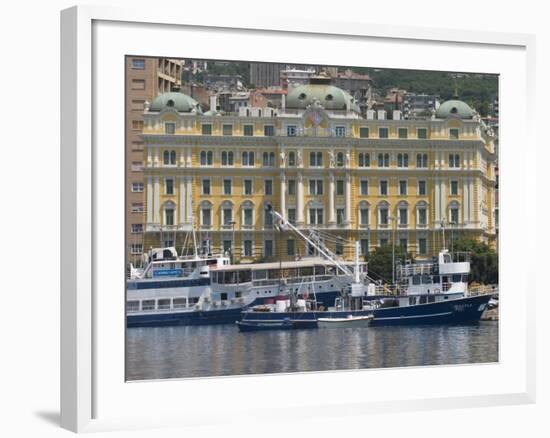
[236,208,493,329]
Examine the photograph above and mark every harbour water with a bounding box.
[126,321,498,380]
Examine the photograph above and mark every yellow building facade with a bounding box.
[139,79,497,263]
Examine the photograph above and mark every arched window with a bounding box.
[336,152,344,167]
[379,153,390,167]
[200,201,212,227]
[200,151,206,166]
[163,201,176,226]
[448,201,460,225]
[317,152,323,167]
[377,201,389,226]
[163,150,170,165]
[242,201,255,228]
[397,153,403,167]
[221,200,234,227]
[358,201,370,227]
[288,151,295,167]
[397,201,409,226]
[228,151,234,166]
[207,151,213,165]
[416,201,428,227]
[449,153,460,168]
[221,151,227,166]
[417,153,428,168]
[403,153,408,167]
[170,150,176,165]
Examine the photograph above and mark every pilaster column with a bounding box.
[146,176,153,224]
[441,176,447,221]
[469,177,475,224]
[179,176,186,224]
[345,172,351,225]
[328,171,335,225]
[280,172,286,219]
[186,175,193,224]
[463,177,469,226]
[297,172,304,225]
[434,177,440,223]
[153,176,160,223]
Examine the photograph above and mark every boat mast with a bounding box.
[441,218,446,251]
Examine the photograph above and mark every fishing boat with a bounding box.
[236,208,493,329]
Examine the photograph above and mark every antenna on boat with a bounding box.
[440,218,447,251]
[190,216,199,258]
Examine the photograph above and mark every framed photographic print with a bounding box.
[61,5,536,433]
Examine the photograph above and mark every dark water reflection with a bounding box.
[126,322,498,380]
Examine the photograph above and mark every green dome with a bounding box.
[286,84,359,112]
[435,99,474,119]
[149,92,201,113]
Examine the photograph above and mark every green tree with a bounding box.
[365,244,414,284]
[451,237,498,285]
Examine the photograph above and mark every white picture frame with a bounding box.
[60,5,536,433]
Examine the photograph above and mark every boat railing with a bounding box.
[397,263,435,278]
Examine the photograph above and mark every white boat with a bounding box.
[317,314,373,328]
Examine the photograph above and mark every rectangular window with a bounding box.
[131,224,143,233]
[398,128,408,139]
[309,179,323,196]
[449,128,459,140]
[379,127,389,138]
[131,120,144,130]
[201,124,212,135]
[288,179,296,196]
[130,244,143,255]
[287,125,297,137]
[360,208,369,226]
[222,240,232,255]
[450,180,459,196]
[359,127,369,138]
[287,239,295,256]
[223,208,232,226]
[418,238,427,255]
[360,180,369,195]
[417,128,427,139]
[131,182,144,193]
[264,125,274,136]
[165,178,174,195]
[360,239,369,255]
[222,124,233,136]
[335,242,344,255]
[131,100,145,111]
[131,141,144,152]
[309,209,324,225]
[335,126,346,137]
[399,238,408,248]
[379,180,388,196]
[418,180,427,196]
[201,209,211,226]
[336,180,344,196]
[131,161,143,171]
[399,180,407,196]
[243,124,254,136]
[131,203,144,213]
[223,179,232,195]
[418,208,427,226]
[399,208,408,225]
[202,179,211,195]
[264,179,273,196]
[243,240,253,257]
[264,210,273,228]
[264,240,273,257]
[450,208,459,224]
[287,208,296,225]
[379,209,388,225]
[336,208,345,225]
[131,79,145,90]
[243,209,253,226]
[243,179,253,195]
[165,122,175,134]
[165,209,174,226]
[131,58,145,69]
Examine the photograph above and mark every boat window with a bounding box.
[127,301,139,313]
[314,265,325,276]
[157,299,171,310]
[421,274,432,284]
[433,276,440,284]
[428,296,436,303]
[224,271,236,284]
[238,270,252,283]
[419,296,427,304]
[442,276,449,283]
[235,291,242,298]
[443,254,451,263]
[141,300,155,311]
[173,298,187,308]
[220,293,228,301]
[412,275,421,285]
[462,274,469,283]
[253,270,267,280]
[452,274,462,283]
[207,259,217,265]
[409,297,417,305]
[300,267,313,277]
[268,269,280,280]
